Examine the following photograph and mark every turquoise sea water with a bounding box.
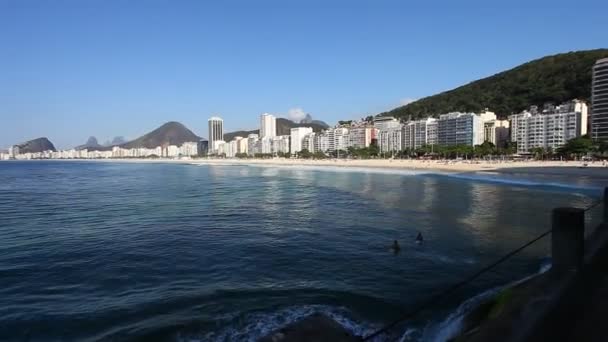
[0,161,603,341]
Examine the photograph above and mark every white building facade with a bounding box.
[510,100,588,153]
[260,113,276,138]
[290,127,313,154]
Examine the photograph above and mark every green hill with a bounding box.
[381,49,608,120]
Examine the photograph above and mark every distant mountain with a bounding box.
[75,136,104,151]
[380,49,608,120]
[300,113,329,129]
[224,118,327,142]
[16,137,56,153]
[107,136,126,146]
[120,121,201,149]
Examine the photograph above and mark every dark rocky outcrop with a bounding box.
[16,137,56,153]
[120,121,201,149]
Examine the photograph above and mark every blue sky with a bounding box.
[1,0,607,149]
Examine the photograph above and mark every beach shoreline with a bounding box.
[6,157,607,178]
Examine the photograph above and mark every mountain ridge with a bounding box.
[119,121,201,149]
[380,49,608,120]
[16,137,57,153]
[224,118,327,142]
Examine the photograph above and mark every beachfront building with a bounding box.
[247,134,259,156]
[348,127,375,149]
[208,116,224,154]
[314,131,330,153]
[402,118,437,150]
[179,142,198,157]
[260,136,273,154]
[379,127,403,153]
[212,140,226,156]
[327,127,349,152]
[302,132,316,152]
[236,137,248,155]
[260,113,276,138]
[9,146,19,158]
[290,127,313,154]
[272,135,290,154]
[484,119,510,147]
[592,58,608,141]
[373,116,401,131]
[197,139,209,157]
[509,100,588,153]
[437,112,484,146]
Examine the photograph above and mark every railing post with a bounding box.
[604,187,608,223]
[551,207,585,275]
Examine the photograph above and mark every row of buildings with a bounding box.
[3,58,607,160]
[211,98,588,157]
[0,99,593,161]
[1,142,203,160]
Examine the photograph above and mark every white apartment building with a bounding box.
[379,127,403,153]
[314,132,330,153]
[290,127,313,154]
[374,116,401,131]
[260,113,276,138]
[247,134,259,156]
[402,118,437,149]
[179,142,198,157]
[327,127,349,152]
[510,100,588,153]
[272,135,290,154]
[302,132,316,152]
[212,140,226,155]
[236,137,248,155]
[260,136,273,154]
[484,119,510,147]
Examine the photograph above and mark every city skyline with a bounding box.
[2,1,607,149]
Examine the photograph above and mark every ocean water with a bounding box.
[0,161,603,341]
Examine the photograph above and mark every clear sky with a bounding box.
[1,0,607,149]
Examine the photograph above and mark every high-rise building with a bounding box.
[260,113,276,138]
[302,132,316,152]
[484,120,510,147]
[592,58,608,141]
[247,134,259,156]
[208,116,224,153]
[197,139,209,157]
[272,135,291,154]
[510,100,588,153]
[402,118,437,149]
[373,116,401,131]
[290,127,313,154]
[348,127,374,149]
[437,112,484,146]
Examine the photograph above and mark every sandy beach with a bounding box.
[6,158,608,178]
[186,158,608,178]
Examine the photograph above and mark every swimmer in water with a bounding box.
[391,240,401,254]
[416,232,424,244]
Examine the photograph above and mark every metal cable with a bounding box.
[362,199,603,341]
[361,228,553,340]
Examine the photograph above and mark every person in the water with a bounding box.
[416,232,424,244]
[391,240,401,254]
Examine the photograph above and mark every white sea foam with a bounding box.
[194,162,601,193]
[185,304,378,342]
[416,258,553,342]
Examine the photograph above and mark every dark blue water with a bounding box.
[0,161,603,341]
